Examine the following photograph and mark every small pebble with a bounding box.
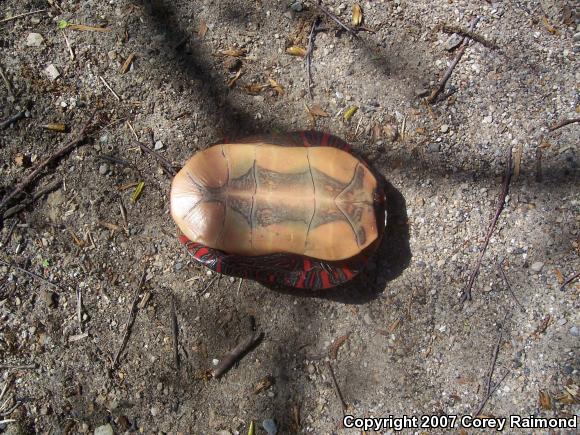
[569,326,579,337]
[154,140,164,150]
[262,419,278,435]
[306,364,315,375]
[440,124,449,133]
[444,33,463,51]
[99,163,109,175]
[26,33,44,47]
[530,261,544,273]
[44,64,61,81]
[94,424,114,435]
[427,143,441,153]
[290,1,303,12]
[41,289,56,308]
[150,406,160,417]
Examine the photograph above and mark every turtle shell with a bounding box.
[171,131,386,290]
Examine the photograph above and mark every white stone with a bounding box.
[26,33,44,47]
[530,261,544,273]
[94,424,113,435]
[44,64,60,81]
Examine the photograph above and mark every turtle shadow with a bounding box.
[264,179,411,304]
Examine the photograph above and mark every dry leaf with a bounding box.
[343,106,358,121]
[541,16,557,34]
[382,123,399,142]
[286,46,307,57]
[246,83,266,95]
[14,153,30,167]
[120,53,135,74]
[227,69,243,88]
[371,124,381,142]
[268,78,284,95]
[554,268,565,285]
[219,47,247,57]
[538,138,552,149]
[352,3,363,27]
[198,20,208,38]
[308,104,329,117]
[539,390,552,410]
[253,375,274,394]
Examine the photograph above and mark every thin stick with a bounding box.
[76,287,83,332]
[212,331,263,378]
[126,120,140,140]
[134,141,176,177]
[306,18,320,99]
[99,75,121,101]
[560,271,579,291]
[171,296,180,371]
[199,275,218,296]
[427,17,480,104]
[0,364,37,370]
[2,219,18,245]
[0,9,46,24]
[0,259,63,292]
[473,369,510,416]
[236,278,243,296]
[0,65,14,97]
[61,29,74,60]
[497,261,525,311]
[312,1,358,38]
[3,179,62,220]
[112,269,146,369]
[460,147,512,303]
[0,110,97,213]
[0,110,26,130]
[326,361,347,412]
[549,117,580,132]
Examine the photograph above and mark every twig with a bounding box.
[61,29,74,60]
[0,110,26,130]
[460,148,512,304]
[440,26,498,49]
[0,9,46,24]
[1,219,18,246]
[76,287,83,332]
[134,141,176,177]
[0,364,37,370]
[99,75,121,101]
[548,117,580,132]
[560,271,579,291]
[112,269,146,369]
[312,1,358,37]
[199,275,218,296]
[171,296,180,371]
[3,179,62,220]
[306,17,320,99]
[0,110,97,214]
[212,331,263,378]
[427,17,480,104]
[497,261,525,312]
[0,65,14,97]
[0,259,63,292]
[473,369,510,416]
[326,361,347,413]
[535,147,542,182]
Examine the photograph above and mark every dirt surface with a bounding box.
[1,0,579,434]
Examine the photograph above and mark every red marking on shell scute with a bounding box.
[215,260,222,274]
[321,133,329,146]
[320,271,331,289]
[178,235,191,245]
[342,267,354,280]
[195,246,209,258]
[302,258,312,272]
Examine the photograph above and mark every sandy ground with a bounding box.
[0,0,579,434]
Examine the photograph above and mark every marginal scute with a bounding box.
[170,143,380,261]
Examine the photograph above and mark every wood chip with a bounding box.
[268,78,284,95]
[343,106,358,121]
[41,123,68,133]
[68,23,110,32]
[219,48,247,57]
[352,4,363,26]
[198,20,208,38]
[539,390,552,410]
[227,69,243,88]
[253,375,274,394]
[286,46,307,57]
[329,333,350,359]
[308,104,329,118]
[120,53,135,74]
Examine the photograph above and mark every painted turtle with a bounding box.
[170,131,386,290]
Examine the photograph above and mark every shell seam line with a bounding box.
[305,148,316,247]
